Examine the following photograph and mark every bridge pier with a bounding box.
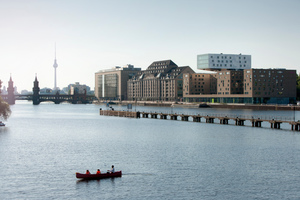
[181,115,189,121]
[205,117,215,123]
[142,113,149,118]
[151,113,158,119]
[160,114,167,119]
[251,120,262,127]
[235,118,245,126]
[290,122,300,131]
[219,118,229,124]
[170,115,178,120]
[270,121,281,129]
[193,116,201,122]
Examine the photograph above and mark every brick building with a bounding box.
[127,60,195,101]
[183,69,296,104]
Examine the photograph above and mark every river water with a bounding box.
[1,101,300,199]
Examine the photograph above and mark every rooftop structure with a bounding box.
[197,53,251,70]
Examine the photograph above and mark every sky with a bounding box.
[0,0,299,92]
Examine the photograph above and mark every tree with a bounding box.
[297,74,300,101]
[0,96,11,120]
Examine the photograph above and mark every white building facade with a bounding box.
[197,53,251,70]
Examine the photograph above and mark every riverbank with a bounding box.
[94,100,300,111]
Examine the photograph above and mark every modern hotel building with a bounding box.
[197,53,251,70]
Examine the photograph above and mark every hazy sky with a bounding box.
[0,0,299,91]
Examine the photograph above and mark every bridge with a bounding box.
[100,109,300,131]
[0,76,95,105]
[1,91,95,105]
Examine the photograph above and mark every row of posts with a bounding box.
[139,112,298,130]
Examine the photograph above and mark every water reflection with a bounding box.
[0,127,8,134]
[76,177,119,187]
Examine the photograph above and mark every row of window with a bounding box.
[211,60,248,64]
[212,60,233,63]
[153,62,167,66]
[212,64,247,67]
[211,56,247,59]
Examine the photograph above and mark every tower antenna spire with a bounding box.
[53,43,58,90]
[54,42,57,59]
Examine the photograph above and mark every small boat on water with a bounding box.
[76,171,122,180]
[0,121,5,127]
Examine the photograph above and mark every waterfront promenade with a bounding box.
[96,100,300,111]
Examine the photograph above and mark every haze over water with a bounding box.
[1,101,300,199]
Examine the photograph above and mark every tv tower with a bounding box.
[53,43,58,90]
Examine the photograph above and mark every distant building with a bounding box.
[197,53,251,70]
[127,60,195,101]
[40,87,53,94]
[183,68,297,104]
[95,64,141,100]
[20,90,31,95]
[69,82,88,95]
[1,86,7,95]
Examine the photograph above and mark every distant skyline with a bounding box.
[1,0,299,91]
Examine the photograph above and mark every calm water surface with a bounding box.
[1,101,300,199]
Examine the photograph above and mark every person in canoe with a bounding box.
[86,170,90,174]
[96,169,101,174]
[107,165,115,173]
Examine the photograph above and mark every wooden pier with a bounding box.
[100,110,300,131]
[100,109,140,118]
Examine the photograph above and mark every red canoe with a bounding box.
[76,171,122,180]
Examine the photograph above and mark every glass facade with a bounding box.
[97,75,103,98]
[104,74,118,98]
[97,74,118,99]
[197,54,209,69]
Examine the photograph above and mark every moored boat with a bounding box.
[76,171,122,180]
[0,121,5,126]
